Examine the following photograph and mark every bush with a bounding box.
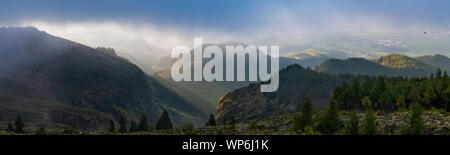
[248,121,259,130]
[182,124,197,135]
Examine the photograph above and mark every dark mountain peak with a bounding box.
[96,47,118,56]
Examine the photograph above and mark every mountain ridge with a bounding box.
[316,53,437,77]
[0,27,206,130]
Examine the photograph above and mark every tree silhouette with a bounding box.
[361,99,378,135]
[408,103,427,135]
[346,110,360,135]
[293,97,313,132]
[155,110,173,130]
[129,121,138,132]
[118,114,128,133]
[108,119,116,133]
[138,114,150,131]
[205,113,216,126]
[14,115,25,133]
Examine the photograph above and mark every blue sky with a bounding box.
[2,0,450,32]
[1,0,450,56]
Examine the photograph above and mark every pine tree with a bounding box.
[300,97,313,128]
[35,124,46,135]
[14,115,25,133]
[318,99,342,134]
[138,114,150,131]
[205,113,217,126]
[230,117,235,130]
[155,110,173,130]
[408,103,427,135]
[350,80,362,109]
[346,110,360,135]
[108,119,116,133]
[361,99,378,135]
[118,114,128,133]
[374,77,386,109]
[396,95,406,111]
[129,121,138,132]
[6,123,14,132]
[293,97,313,131]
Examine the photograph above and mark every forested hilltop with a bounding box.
[317,54,449,77]
[213,63,449,135]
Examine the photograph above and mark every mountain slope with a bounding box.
[216,64,363,123]
[416,54,450,72]
[371,54,433,70]
[154,43,318,114]
[317,54,435,77]
[0,27,206,130]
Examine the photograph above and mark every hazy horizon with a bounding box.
[2,0,450,59]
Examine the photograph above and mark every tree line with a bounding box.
[331,69,450,112]
[110,110,174,133]
[3,110,177,134]
[292,96,428,135]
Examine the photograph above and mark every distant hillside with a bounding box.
[371,54,433,70]
[416,54,450,72]
[216,64,363,123]
[317,54,435,77]
[0,27,206,130]
[284,48,349,60]
[154,43,320,113]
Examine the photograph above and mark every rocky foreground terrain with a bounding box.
[149,110,449,135]
[119,110,450,135]
[1,110,448,135]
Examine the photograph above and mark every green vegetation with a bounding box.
[138,114,151,132]
[361,98,378,135]
[403,103,427,135]
[416,55,450,72]
[248,121,259,130]
[317,100,342,134]
[6,123,14,132]
[129,121,138,132]
[292,97,313,132]
[35,124,47,135]
[119,114,128,133]
[317,54,434,77]
[181,124,197,135]
[371,54,432,69]
[345,111,360,135]
[229,117,236,130]
[0,27,206,131]
[63,124,79,135]
[205,114,216,126]
[217,64,366,123]
[332,69,450,112]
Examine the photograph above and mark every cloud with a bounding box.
[1,0,449,57]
